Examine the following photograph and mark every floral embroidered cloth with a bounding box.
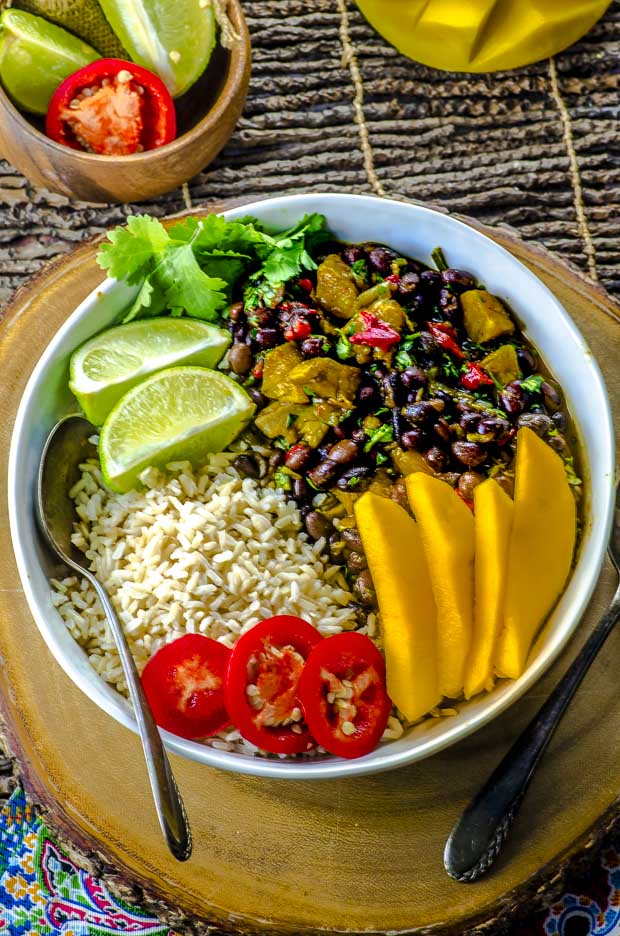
[1,786,619,935]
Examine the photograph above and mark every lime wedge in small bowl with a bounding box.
[97,0,217,97]
[70,317,231,426]
[0,9,99,114]
[99,365,255,493]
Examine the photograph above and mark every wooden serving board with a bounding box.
[0,208,618,935]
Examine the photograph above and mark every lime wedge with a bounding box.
[13,0,127,59]
[99,366,255,493]
[69,317,231,426]
[97,0,216,97]
[0,9,98,114]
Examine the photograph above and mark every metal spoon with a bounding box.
[37,414,192,862]
[444,483,620,882]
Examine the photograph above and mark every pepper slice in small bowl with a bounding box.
[226,615,322,755]
[45,58,176,156]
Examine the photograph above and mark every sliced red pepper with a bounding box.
[460,361,495,390]
[225,616,322,754]
[350,310,401,351]
[284,317,312,342]
[141,635,231,740]
[297,632,392,759]
[426,321,466,359]
[46,59,176,156]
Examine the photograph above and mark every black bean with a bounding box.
[494,474,514,497]
[293,478,311,501]
[233,324,248,343]
[419,270,442,290]
[452,441,486,467]
[304,511,332,541]
[269,451,284,470]
[254,327,280,349]
[301,336,326,358]
[328,439,359,464]
[396,271,420,298]
[342,244,365,266]
[478,415,511,436]
[354,569,375,606]
[342,527,363,550]
[460,411,482,431]
[392,407,403,442]
[434,417,451,443]
[441,269,476,291]
[248,387,267,409]
[390,478,408,509]
[346,551,368,572]
[542,380,562,411]
[359,385,376,402]
[499,382,525,416]
[285,443,312,471]
[437,472,461,487]
[228,342,252,375]
[254,308,275,327]
[418,331,439,357]
[517,412,552,436]
[517,347,536,375]
[548,432,570,455]
[552,411,568,432]
[438,287,459,317]
[424,446,449,472]
[368,246,398,276]
[229,301,245,322]
[400,366,427,389]
[233,453,267,479]
[401,428,425,450]
[337,466,373,489]
[404,400,441,426]
[458,471,485,501]
[307,460,339,487]
[352,428,367,444]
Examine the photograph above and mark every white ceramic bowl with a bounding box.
[8,194,615,779]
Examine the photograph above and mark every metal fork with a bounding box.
[444,484,620,882]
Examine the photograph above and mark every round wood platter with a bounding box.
[0,206,619,935]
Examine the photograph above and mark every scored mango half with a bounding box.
[355,0,611,73]
[495,427,577,680]
[406,473,475,699]
[464,479,513,699]
[355,492,441,722]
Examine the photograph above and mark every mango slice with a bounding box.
[406,474,475,698]
[462,290,515,344]
[495,428,576,680]
[464,479,514,699]
[354,492,440,722]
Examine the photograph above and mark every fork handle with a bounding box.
[444,585,620,882]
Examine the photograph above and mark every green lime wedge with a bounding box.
[97,0,216,97]
[13,0,127,59]
[0,9,98,114]
[99,366,255,493]
[69,317,231,426]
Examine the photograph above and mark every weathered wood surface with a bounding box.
[0,0,618,306]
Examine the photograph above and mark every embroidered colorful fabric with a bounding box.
[1,786,620,935]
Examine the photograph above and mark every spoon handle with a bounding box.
[444,584,620,882]
[89,575,192,862]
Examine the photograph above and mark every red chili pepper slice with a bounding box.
[298,278,314,293]
[350,310,401,351]
[460,361,495,390]
[284,318,312,342]
[141,634,231,740]
[225,616,322,754]
[46,59,176,155]
[426,321,466,359]
[297,632,392,759]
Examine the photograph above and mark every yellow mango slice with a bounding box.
[461,290,515,344]
[495,427,576,680]
[406,474,474,698]
[354,492,440,722]
[464,479,514,699]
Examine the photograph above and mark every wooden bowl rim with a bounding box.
[0,0,250,166]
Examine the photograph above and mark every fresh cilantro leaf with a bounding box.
[156,245,228,320]
[274,467,292,490]
[395,347,414,368]
[336,333,353,360]
[98,215,169,284]
[375,452,389,466]
[121,274,167,323]
[521,374,545,394]
[364,424,394,452]
[351,258,367,278]
[347,476,361,488]
[563,456,582,487]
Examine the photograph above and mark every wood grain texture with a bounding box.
[0,211,618,935]
[0,1,250,203]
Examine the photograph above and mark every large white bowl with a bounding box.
[8,194,615,779]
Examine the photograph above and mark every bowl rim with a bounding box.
[0,0,250,164]
[7,192,616,780]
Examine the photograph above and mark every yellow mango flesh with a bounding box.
[464,479,514,699]
[495,428,576,680]
[406,474,475,698]
[354,492,440,722]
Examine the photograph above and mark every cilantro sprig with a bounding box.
[97,212,330,323]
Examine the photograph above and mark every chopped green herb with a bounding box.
[395,347,414,368]
[375,452,389,466]
[351,258,368,286]
[286,413,298,429]
[521,374,545,394]
[364,424,394,452]
[563,456,582,487]
[347,476,361,488]
[431,247,448,271]
[274,467,291,490]
[274,437,290,450]
[441,354,460,381]
[374,407,389,416]
[303,386,318,400]
[336,332,354,360]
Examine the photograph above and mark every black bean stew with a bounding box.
[225,238,580,606]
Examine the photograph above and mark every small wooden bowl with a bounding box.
[0,1,250,203]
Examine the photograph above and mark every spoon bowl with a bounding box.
[37,414,192,861]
